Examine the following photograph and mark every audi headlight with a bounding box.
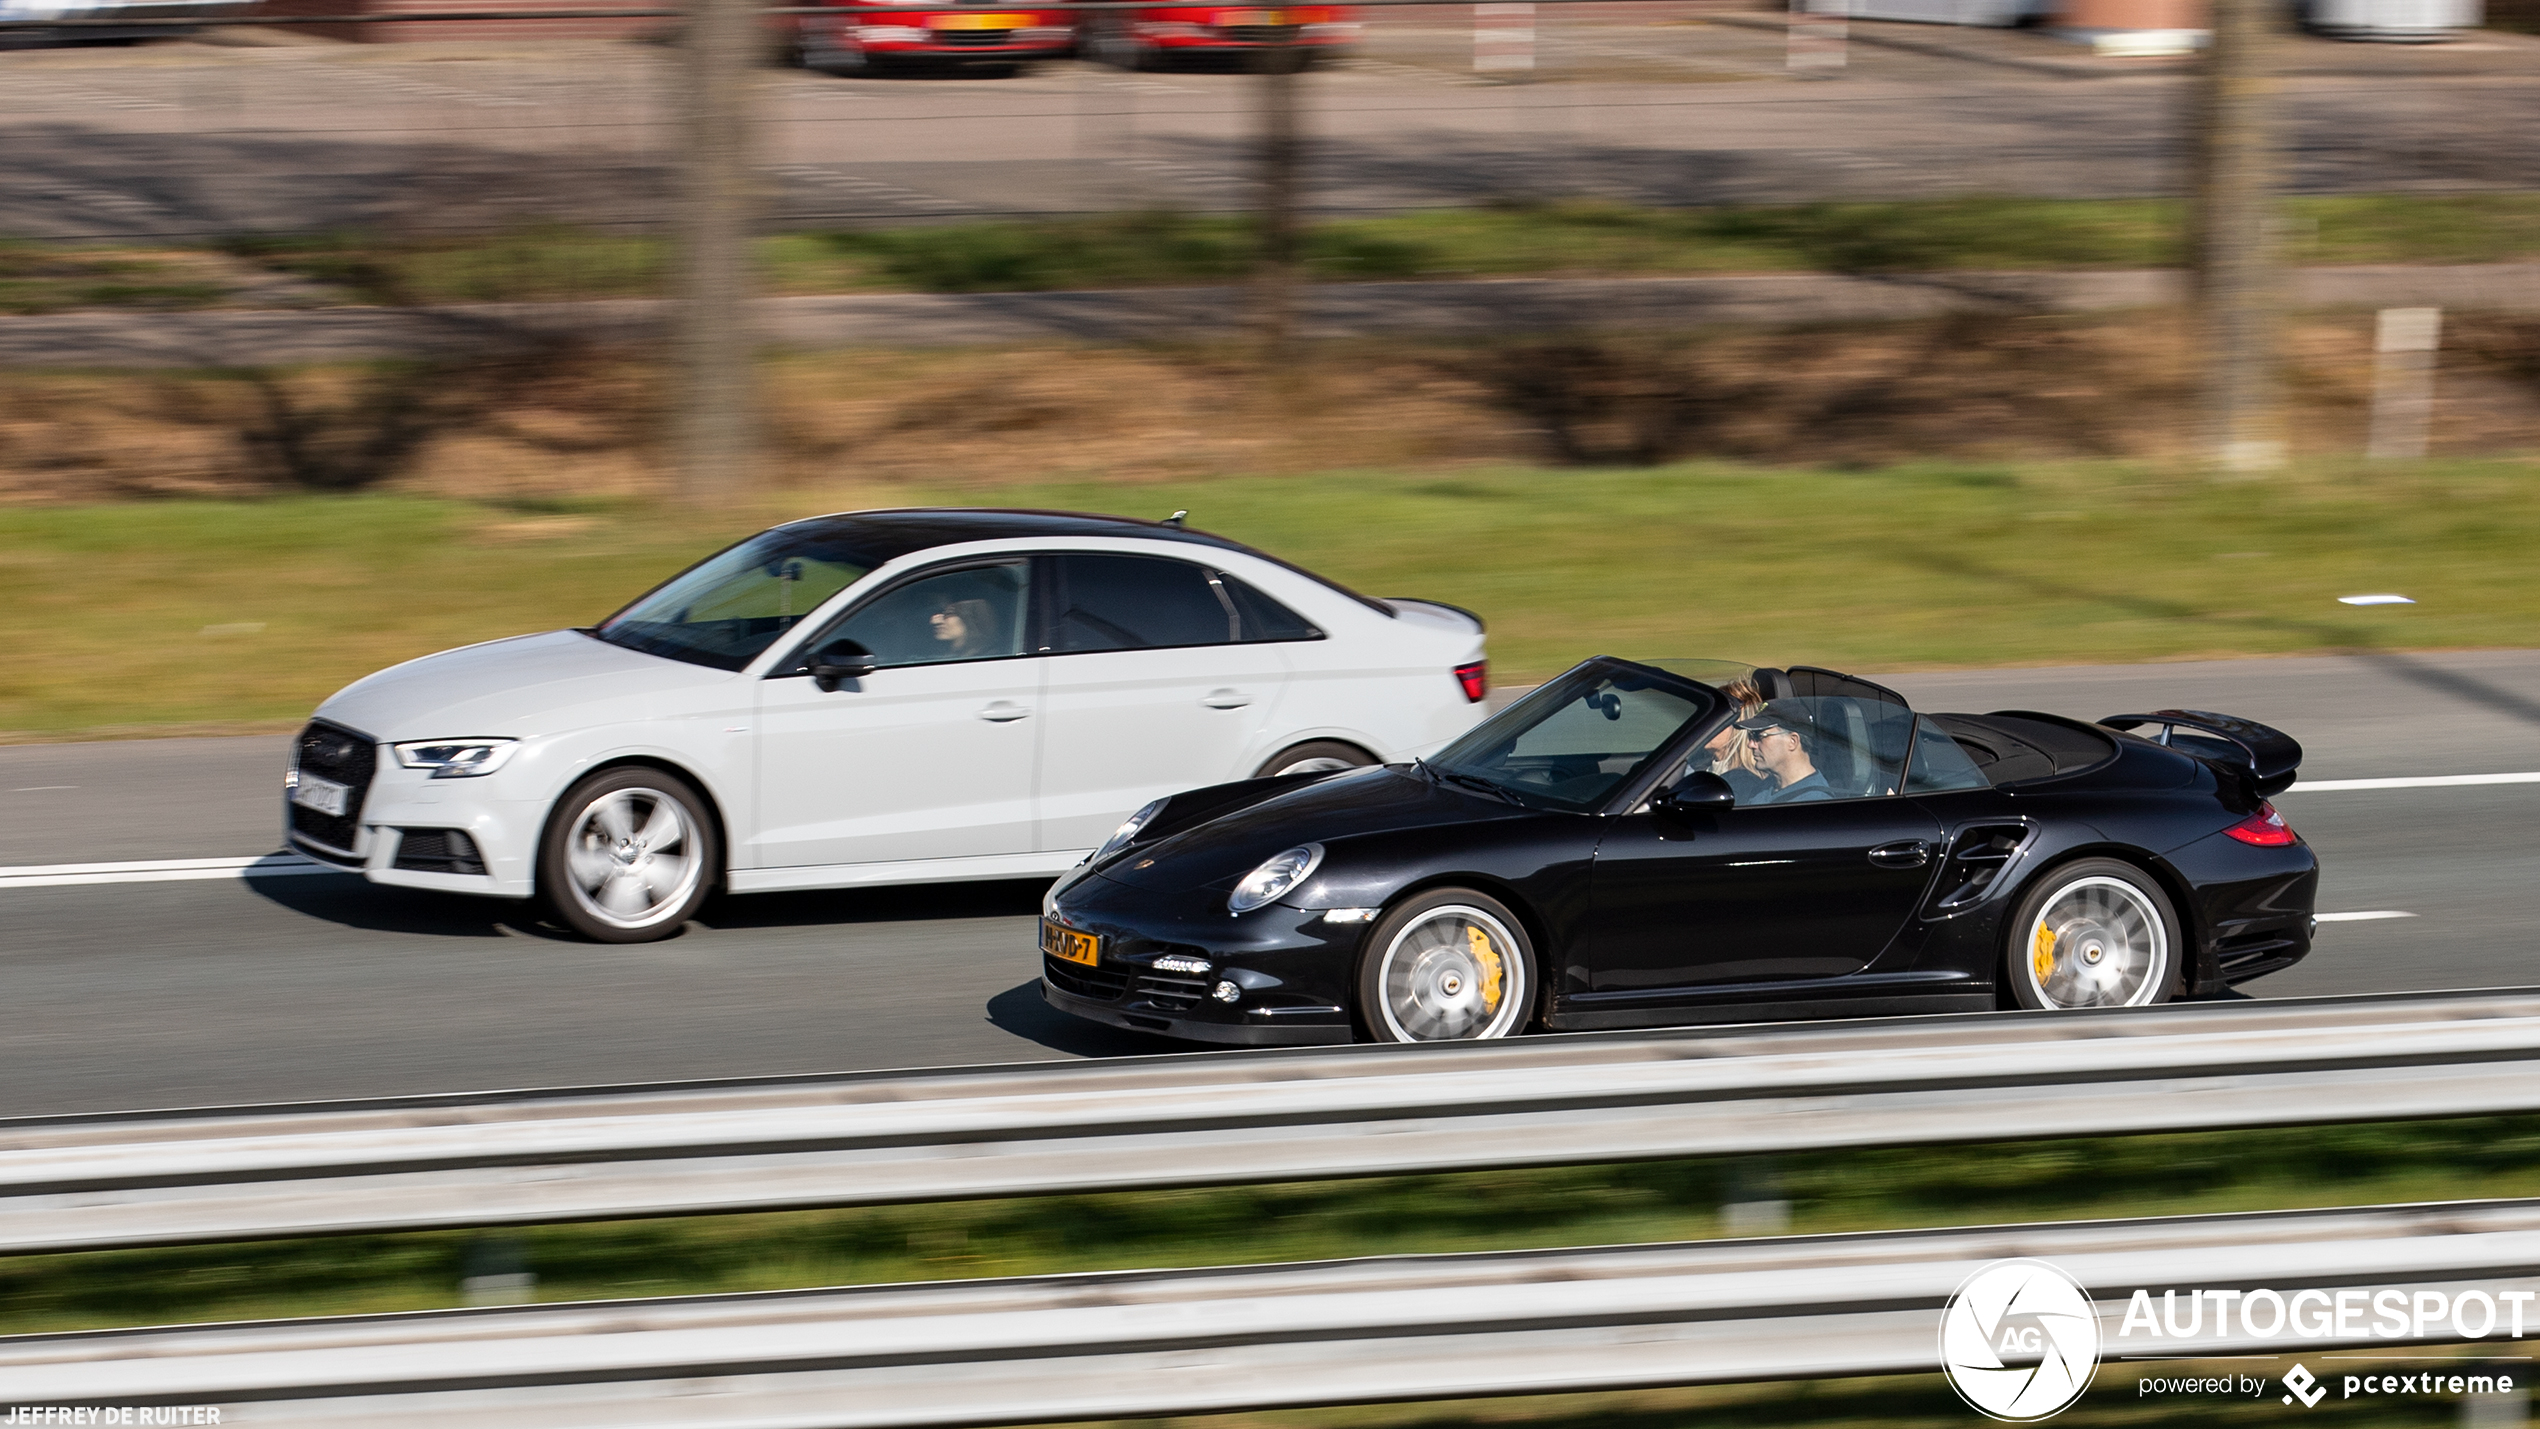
[1095,798,1167,864]
[392,738,519,779]
[1228,843,1323,915]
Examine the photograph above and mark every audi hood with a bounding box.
[311,629,734,740]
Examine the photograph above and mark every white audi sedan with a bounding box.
[285,509,1490,941]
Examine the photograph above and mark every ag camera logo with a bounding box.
[1940,1258,2103,1421]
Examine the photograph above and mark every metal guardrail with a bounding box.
[7,1197,2538,1422]
[12,988,2540,1253]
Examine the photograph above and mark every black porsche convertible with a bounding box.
[1039,657,2318,1045]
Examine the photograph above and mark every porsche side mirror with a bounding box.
[809,638,877,692]
[1655,770,1735,814]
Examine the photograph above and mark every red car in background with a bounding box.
[1083,4,1361,69]
[789,0,1075,73]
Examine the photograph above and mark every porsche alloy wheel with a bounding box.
[2007,860,2179,1010]
[1358,890,1534,1042]
[540,768,717,943]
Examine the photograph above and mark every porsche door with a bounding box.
[1583,687,1939,996]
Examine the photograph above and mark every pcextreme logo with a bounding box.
[1939,1259,2104,1422]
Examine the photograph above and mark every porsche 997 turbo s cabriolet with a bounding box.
[1040,656,2317,1044]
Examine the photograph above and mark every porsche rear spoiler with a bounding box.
[2098,709,2303,798]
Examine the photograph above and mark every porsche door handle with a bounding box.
[977,702,1031,722]
[1201,689,1255,710]
[1868,840,1931,869]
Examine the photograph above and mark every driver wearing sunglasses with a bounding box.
[1735,701,1833,804]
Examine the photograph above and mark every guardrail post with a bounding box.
[1473,2,1535,77]
[1720,1157,1791,1235]
[2366,306,2441,460]
[458,1233,537,1307]
[2462,1387,2531,1429]
[1785,0,1847,74]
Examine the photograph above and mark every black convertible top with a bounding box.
[1929,712,2118,786]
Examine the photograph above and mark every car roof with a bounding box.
[782,508,1392,615]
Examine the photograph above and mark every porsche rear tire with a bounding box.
[1356,888,1536,1042]
[2005,858,2181,1011]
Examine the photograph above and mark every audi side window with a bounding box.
[1052,554,1238,653]
[1214,572,1322,642]
[820,563,1030,669]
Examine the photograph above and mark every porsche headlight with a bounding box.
[1095,798,1168,865]
[392,738,519,779]
[1229,843,1323,915]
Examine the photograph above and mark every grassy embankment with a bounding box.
[3,459,2532,740]
[8,193,2540,311]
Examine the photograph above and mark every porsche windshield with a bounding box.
[593,529,873,671]
[1425,662,1719,812]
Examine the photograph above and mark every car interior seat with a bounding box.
[1814,697,1866,797]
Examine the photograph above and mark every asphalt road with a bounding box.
[3,26,2536,242]
[2,649,2536,1118]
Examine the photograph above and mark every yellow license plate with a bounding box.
[1221,9,1292,23]
[1043,920,1100,967]
[930,12,1031,28]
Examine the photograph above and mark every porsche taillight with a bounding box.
[1453,660,1488,704]
[2223,803,2298,846]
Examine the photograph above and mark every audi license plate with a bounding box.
[290,773,350,818]
[1042,920,1100,967]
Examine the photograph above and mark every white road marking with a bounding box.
[2315,911,2416,923]
[0,770,2523,892]
[0,854,345,890]
[2285,772,2540,793]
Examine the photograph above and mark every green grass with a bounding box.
[4,458,2534,739]
[0,238,227,316]
[7,1117,2538,1337]
[6,192,2534,310]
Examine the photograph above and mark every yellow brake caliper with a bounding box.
[2032,923,2058,983]
[1466,923,1504,1012]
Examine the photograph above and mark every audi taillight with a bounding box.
[1453,660,1488,704]
[2223,803,2297,846]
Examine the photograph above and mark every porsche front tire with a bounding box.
[1355,888,1536,1042]
[2005,858,2181,1011]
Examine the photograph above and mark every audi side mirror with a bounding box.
[1655,769,1735,814]
[809,638,877,692]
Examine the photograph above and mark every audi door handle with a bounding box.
[1201,689,1254,710]
[1868,840,1931,868]
[977,702,1030,722]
